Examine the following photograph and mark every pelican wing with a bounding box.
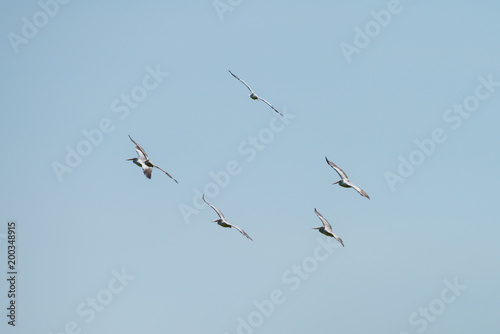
[314,208,332,232]
[228,70,254,94]
[257,97,283,116]
[202,195,225,220]
[230,224,253,241]
[325,157,349,180]
[332,233,345,247]
[129,135,149,161]
[142,165,152,179]
[348,182,370,199]
[154,165,178,183]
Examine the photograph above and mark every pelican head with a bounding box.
[127,157,142,167]
[249,93,258,100]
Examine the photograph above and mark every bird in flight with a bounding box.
[126,135,178,183]
[228,70,283,116]
[325,157,369,199]
[313,208,344,247]
[202,195,253,241]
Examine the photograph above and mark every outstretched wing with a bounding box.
[314,208,332,231]
[257,97,283,116]
[154,165,178,183]
[230,224,253,241]
[228,70,254,94]
[325,157,348,180]
[348,182,370,199]
[202,195,225,220]
[332,233,344,247]
[129,135,149,161]
[142,166,152,179]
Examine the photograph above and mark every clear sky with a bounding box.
[1,1,499,333]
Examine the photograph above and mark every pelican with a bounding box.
[325,157,369,199]
[228,70,283,116]
[127,135,178,183]
[202,195,253,241]
[313,208,344,247]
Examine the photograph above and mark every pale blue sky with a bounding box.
[1,1,499,333]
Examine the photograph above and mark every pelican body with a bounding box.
[202,195,253,241]
[313,208,344,247]
[127,135,178,183]
[228,70,283,116]
[325,156,369,199]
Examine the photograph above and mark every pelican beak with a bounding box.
[126,158,134,161]
[332,181,340,185]
[312,227,320,229]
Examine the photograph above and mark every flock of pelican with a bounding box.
[127,71,370,246]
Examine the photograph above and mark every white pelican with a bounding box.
[228,70,283,116]
[325,157,369,199]
[202,195,253,241]
[127,135,178,183]
[313,208,344,247]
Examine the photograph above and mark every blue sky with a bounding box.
[1,1,499,333]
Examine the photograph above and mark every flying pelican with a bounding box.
[228,70,283,116]
[202,195,253,241]
[127,135,178,183]
[313,208,344,247]
[325,157,369,199]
